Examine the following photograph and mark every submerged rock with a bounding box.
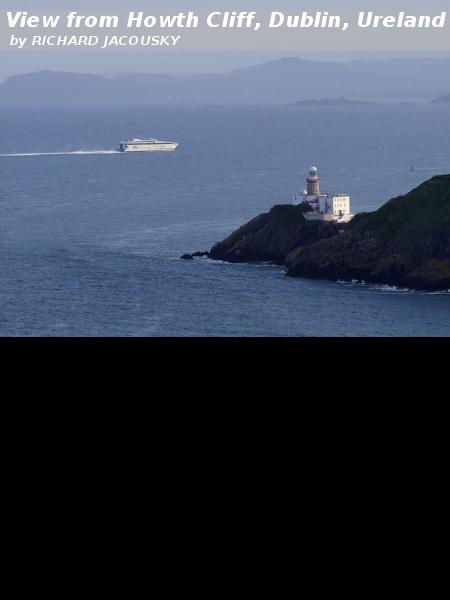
[180,251,210,260]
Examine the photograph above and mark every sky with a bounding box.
[0,0,449,80]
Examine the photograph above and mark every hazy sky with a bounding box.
[0,0,449,80]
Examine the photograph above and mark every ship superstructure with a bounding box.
[118,138,178,152]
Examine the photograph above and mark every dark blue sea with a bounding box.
[0,104,449,336]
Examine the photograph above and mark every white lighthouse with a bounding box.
[296,166,354,223]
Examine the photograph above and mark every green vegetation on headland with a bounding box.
[182,176,450,290]
[287,176,450,290]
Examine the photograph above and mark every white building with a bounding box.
[295,166,354,223]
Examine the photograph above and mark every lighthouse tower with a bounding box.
[307,166,320,196]
[296,165,354,223]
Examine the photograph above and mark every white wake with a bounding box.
[0,150,120,157]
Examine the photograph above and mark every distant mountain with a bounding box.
[431,94,450,104]
[0,71,141,103]
[1,57,449,105]
[290,97,377,106]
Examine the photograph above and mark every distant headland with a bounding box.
[182,175,450,291]
[431,94,450,104]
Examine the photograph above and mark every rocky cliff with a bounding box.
[209,204,340,264]
[183,175,450,291]
[287,176,450,290]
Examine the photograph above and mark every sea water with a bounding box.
[0,103,449,336]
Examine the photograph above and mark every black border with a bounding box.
[1,336,448,363]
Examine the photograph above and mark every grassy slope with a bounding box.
[356,175,450,240]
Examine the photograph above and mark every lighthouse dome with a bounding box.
[309,166,318,176]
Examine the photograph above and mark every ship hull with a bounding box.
[119,142,178,153]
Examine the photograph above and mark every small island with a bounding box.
[289,97,377,106]
[182,174,450,291]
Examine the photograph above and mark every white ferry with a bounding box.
[118,138,178,152]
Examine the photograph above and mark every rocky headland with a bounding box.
[182,175,450,291]
[431,94,450,104]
